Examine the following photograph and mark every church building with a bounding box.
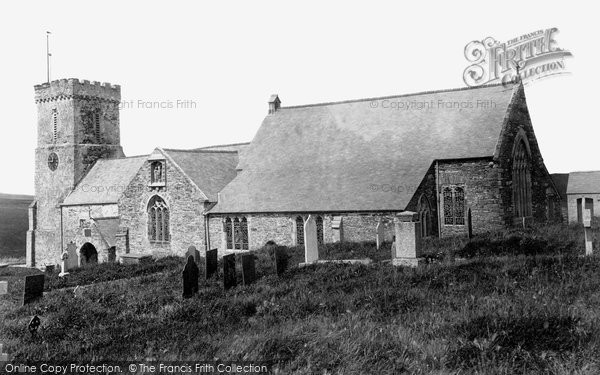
[26,78,561,268]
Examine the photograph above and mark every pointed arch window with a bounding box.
[296,216,304,245]
[418,195,432,236]
[316,216,324,245]
[512,138,532,218]
[148,195,169,243]
[442,185,466,226]
[224,216,249,250]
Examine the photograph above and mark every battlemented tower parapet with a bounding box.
[34,78,121,104]
[27,78,125,268]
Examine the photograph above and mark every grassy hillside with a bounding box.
[0,193,32,260]
[1,225,599,374]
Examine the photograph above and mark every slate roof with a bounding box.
[566,171,600,195]
[63,156,147,205]
[210,83,518,214]
[162,149,240,202]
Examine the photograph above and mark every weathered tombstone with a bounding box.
[241,254,257,286]
[186,246,201,265]
[28,315,41,337]
[182,255,199,298]
[0,343,8,361]
[223,254,237,290]
[23,274,45,306]
[205,249,218,280]
[44,264,55,274]
[0,281,8,296]
[65,241,78,270]
[392,211,424,267]
[73,286,83,298]
[376,219,385,250]
[59,251,70,277]
[275,247,288,276]
[304,215,319,264]
[583,208,593,256]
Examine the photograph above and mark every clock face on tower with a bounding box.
[48,152,59,171]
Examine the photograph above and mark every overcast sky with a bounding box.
[0,0,596,195]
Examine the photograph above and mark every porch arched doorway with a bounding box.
[79,242,98,266]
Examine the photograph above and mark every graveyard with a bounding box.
[1,222,600,374]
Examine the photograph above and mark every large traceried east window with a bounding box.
[295,216,304,245]
[512,138,532,218]
[148,195,170,243]
[443,185,466,226]
[224,217,249,250]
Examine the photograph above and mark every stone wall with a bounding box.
[62,204,119,265]
[207,213,395,255]
[437,159,503,237]
[118,153,206,258]
[495,84,562,225]
[567,194,600,223]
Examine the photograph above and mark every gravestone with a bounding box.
[223,254,237,290]
[186,246,201,265]
[376,219,385,250]
[275,247,288,276]
[241,254,257,286]
[23,274,45,306]
[205,249,218,280]
[392,211,424,267]
[44,265,55,273]
[59,251,70,277]
[583,208,594,256]
[65,241,78,270]
[0,343,8,361]
[73,286,83,298]
[182,255,200,298]
[304,215,319,264]
[28,315,41,337]
[0,281,8,296]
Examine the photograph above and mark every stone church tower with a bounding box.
[27,79,124,267]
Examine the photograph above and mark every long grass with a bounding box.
[0,224,599,374]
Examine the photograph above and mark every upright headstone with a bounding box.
[241,254,257,286]
[44,265,55,274]
[583,208,594,256]
[182,256,200,298]
[392,211,423,267]
[275,247,288,276]
[205,249,218,280]
[223,254,237,290]
[59,251,70,277]
[23,274,45,305]
[0,281,8,296]
[304,215,319,264]
[28,315,41,337]
[186,246,201,265]
[73,286,83,298]
[376,218,385,250]
[65,242,78,270]
[0,343,8,361]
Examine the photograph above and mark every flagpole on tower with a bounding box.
[46,31,52,83]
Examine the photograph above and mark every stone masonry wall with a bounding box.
[118,154,206,259]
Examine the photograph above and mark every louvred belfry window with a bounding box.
[148,196,170,242]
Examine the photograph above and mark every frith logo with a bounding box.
[463,27,572,87]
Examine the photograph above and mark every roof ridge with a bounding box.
[107,154,149,160]
[163,148,239,154]
[280,82,516,110]
[195,142,251,149]
[569,170,600,174]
